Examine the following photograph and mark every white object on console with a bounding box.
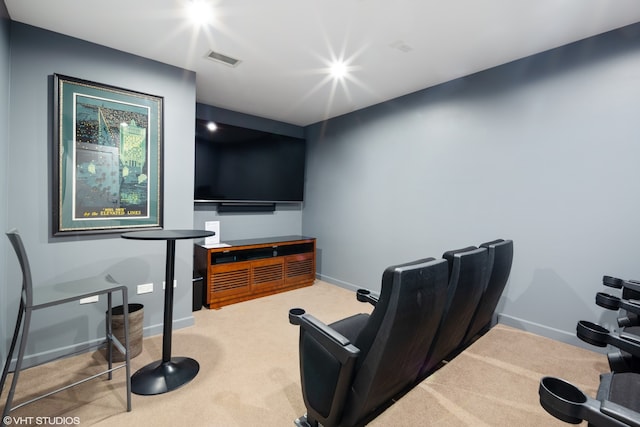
[204,221,220,246]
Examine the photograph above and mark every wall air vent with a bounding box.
[205,50,241,67]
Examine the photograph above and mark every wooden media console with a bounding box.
[194,235,316,309]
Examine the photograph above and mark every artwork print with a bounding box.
[53,74,163,235]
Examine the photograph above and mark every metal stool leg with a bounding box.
[106,292,113,380]
[1,299,24,398]
[122,292,131,411]
[2,305,32,425]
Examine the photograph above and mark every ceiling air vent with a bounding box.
[205,50,241,67]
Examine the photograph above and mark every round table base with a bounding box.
[131,357,200,395]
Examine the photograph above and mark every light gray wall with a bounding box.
[303,24,640,348]
[1,0,11,370]
[193,103,306,240]
[6,22,197,366]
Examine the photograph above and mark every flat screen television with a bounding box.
[194,120,306,203]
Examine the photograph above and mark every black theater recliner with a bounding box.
[462,239,514,346]
[600,276,640,328]
[595,278,640,372]
[289,257,449,427]
[539,314,640,425]
[419,246,489,378]
[539,375,640,427]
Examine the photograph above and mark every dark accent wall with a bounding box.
[303,23,640,347]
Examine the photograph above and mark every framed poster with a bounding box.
[53,74,163,236]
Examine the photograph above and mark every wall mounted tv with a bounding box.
[194,120,306,204]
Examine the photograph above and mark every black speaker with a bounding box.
[192,276,204,311]
[217,203,276,213]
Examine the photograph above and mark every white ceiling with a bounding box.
[6,0,640,126]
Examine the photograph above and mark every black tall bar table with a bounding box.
[121,229,214,395]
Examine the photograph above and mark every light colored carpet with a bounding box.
[2,281,607,426]
[374,323,607,426]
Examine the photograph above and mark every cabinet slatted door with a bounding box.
[285,253,315,286]
[208,261,252,308]
[252,258,285,293]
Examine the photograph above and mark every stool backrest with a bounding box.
[6,229,34,307]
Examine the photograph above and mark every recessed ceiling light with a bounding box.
[206,122,217,131]
[330,61,348,79]
[186,0,213,26]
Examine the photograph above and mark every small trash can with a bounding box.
[108,303,143,362]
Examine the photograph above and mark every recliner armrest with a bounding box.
[289,308,361,427]
[623,280,640,294]
[289,308,360,363]
[601,276,640,293]
[620,331,640,346]
[601,400,640,427]
[539,376,640,427]
[597,293,640,315]
[578,320,640,359]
